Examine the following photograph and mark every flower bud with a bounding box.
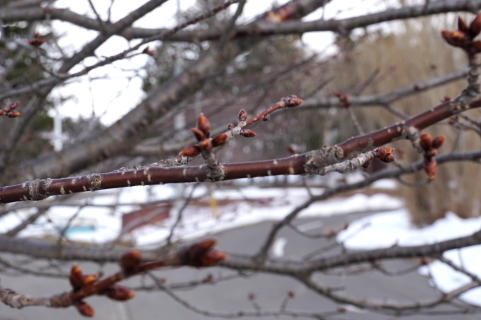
[424,158,437,180]
[142,46,155,56]
[179,145,201,157]
[197,113,211,137]
[431,136,445,149]
[180,238,226,267]
[69,265,84,291]
[212,133,229,147]
[458,16,469,33]
[441,30,468,47]
[104,285,135,301]
[469,13,481,37]
[120,249,142,274]
[75,301,95,318]
[199,139,212,152]
[420,133,432,151]
[82,274,97,286]
[7,111,21,118]
[191,127,206,142]
[374,147,395,163]
[281,95,304,107]
[240,129,256,138]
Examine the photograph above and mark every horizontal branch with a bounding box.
[301,67,468,110]
[0,239,225,315]
[0,149,479,265]
[1,95,480,204]
[2,0,481,41]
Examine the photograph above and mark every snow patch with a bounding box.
[338,211,481,307]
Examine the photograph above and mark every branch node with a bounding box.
[304,145,344,174]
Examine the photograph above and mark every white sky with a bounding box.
[50,0,409,125]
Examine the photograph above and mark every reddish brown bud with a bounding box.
[420,133,432,151]
[248,293,256,301]
[212,133,229,147]
[142,46,155,56]
[7,102,20,111]
[75,301,95,317]
[469,13,481,37]
[287,291,295,298]
[120,249,142,273]
[458,16,469,33]
[179,145,201,157]
[197,238,216,250]
[28,39,45,47]
[374,147,395,163]
[226,123,234,130]
[200,249,227,267]
[104,285,135,301]
[441,30,468,47]
[432,136,445,149]
[82,274,97,286]
[333,92,351,108]
[238,109,248,121]
[191,127,206,142]
[424,158,437,180]
[7,111,21,118]
[240,129,256,138]
[281,95,304,107]
[199,139,212,152]
[69,265,84,291]
[197,113,211,137]
[180,238,226,267]
[28,33,45,48]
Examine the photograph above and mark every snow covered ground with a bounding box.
[4,173,481,307]
[338,210,481,307]
[0,176,401,246]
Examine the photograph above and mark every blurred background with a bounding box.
[1,0,481,319]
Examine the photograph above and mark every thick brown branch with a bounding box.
[1,95,480,204]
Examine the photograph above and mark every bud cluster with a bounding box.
[178,96,303,159]
[441,14,481,53]
[373,147,395,163]
[69,264,135,317]
[333,92,351,109]
[419,133,445,180]
[0,102,21,118]
[142,46,155,57]
[28,32,46,48]
[179,238,227,267]
[179,113,229,158]
[119,249,142,274]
